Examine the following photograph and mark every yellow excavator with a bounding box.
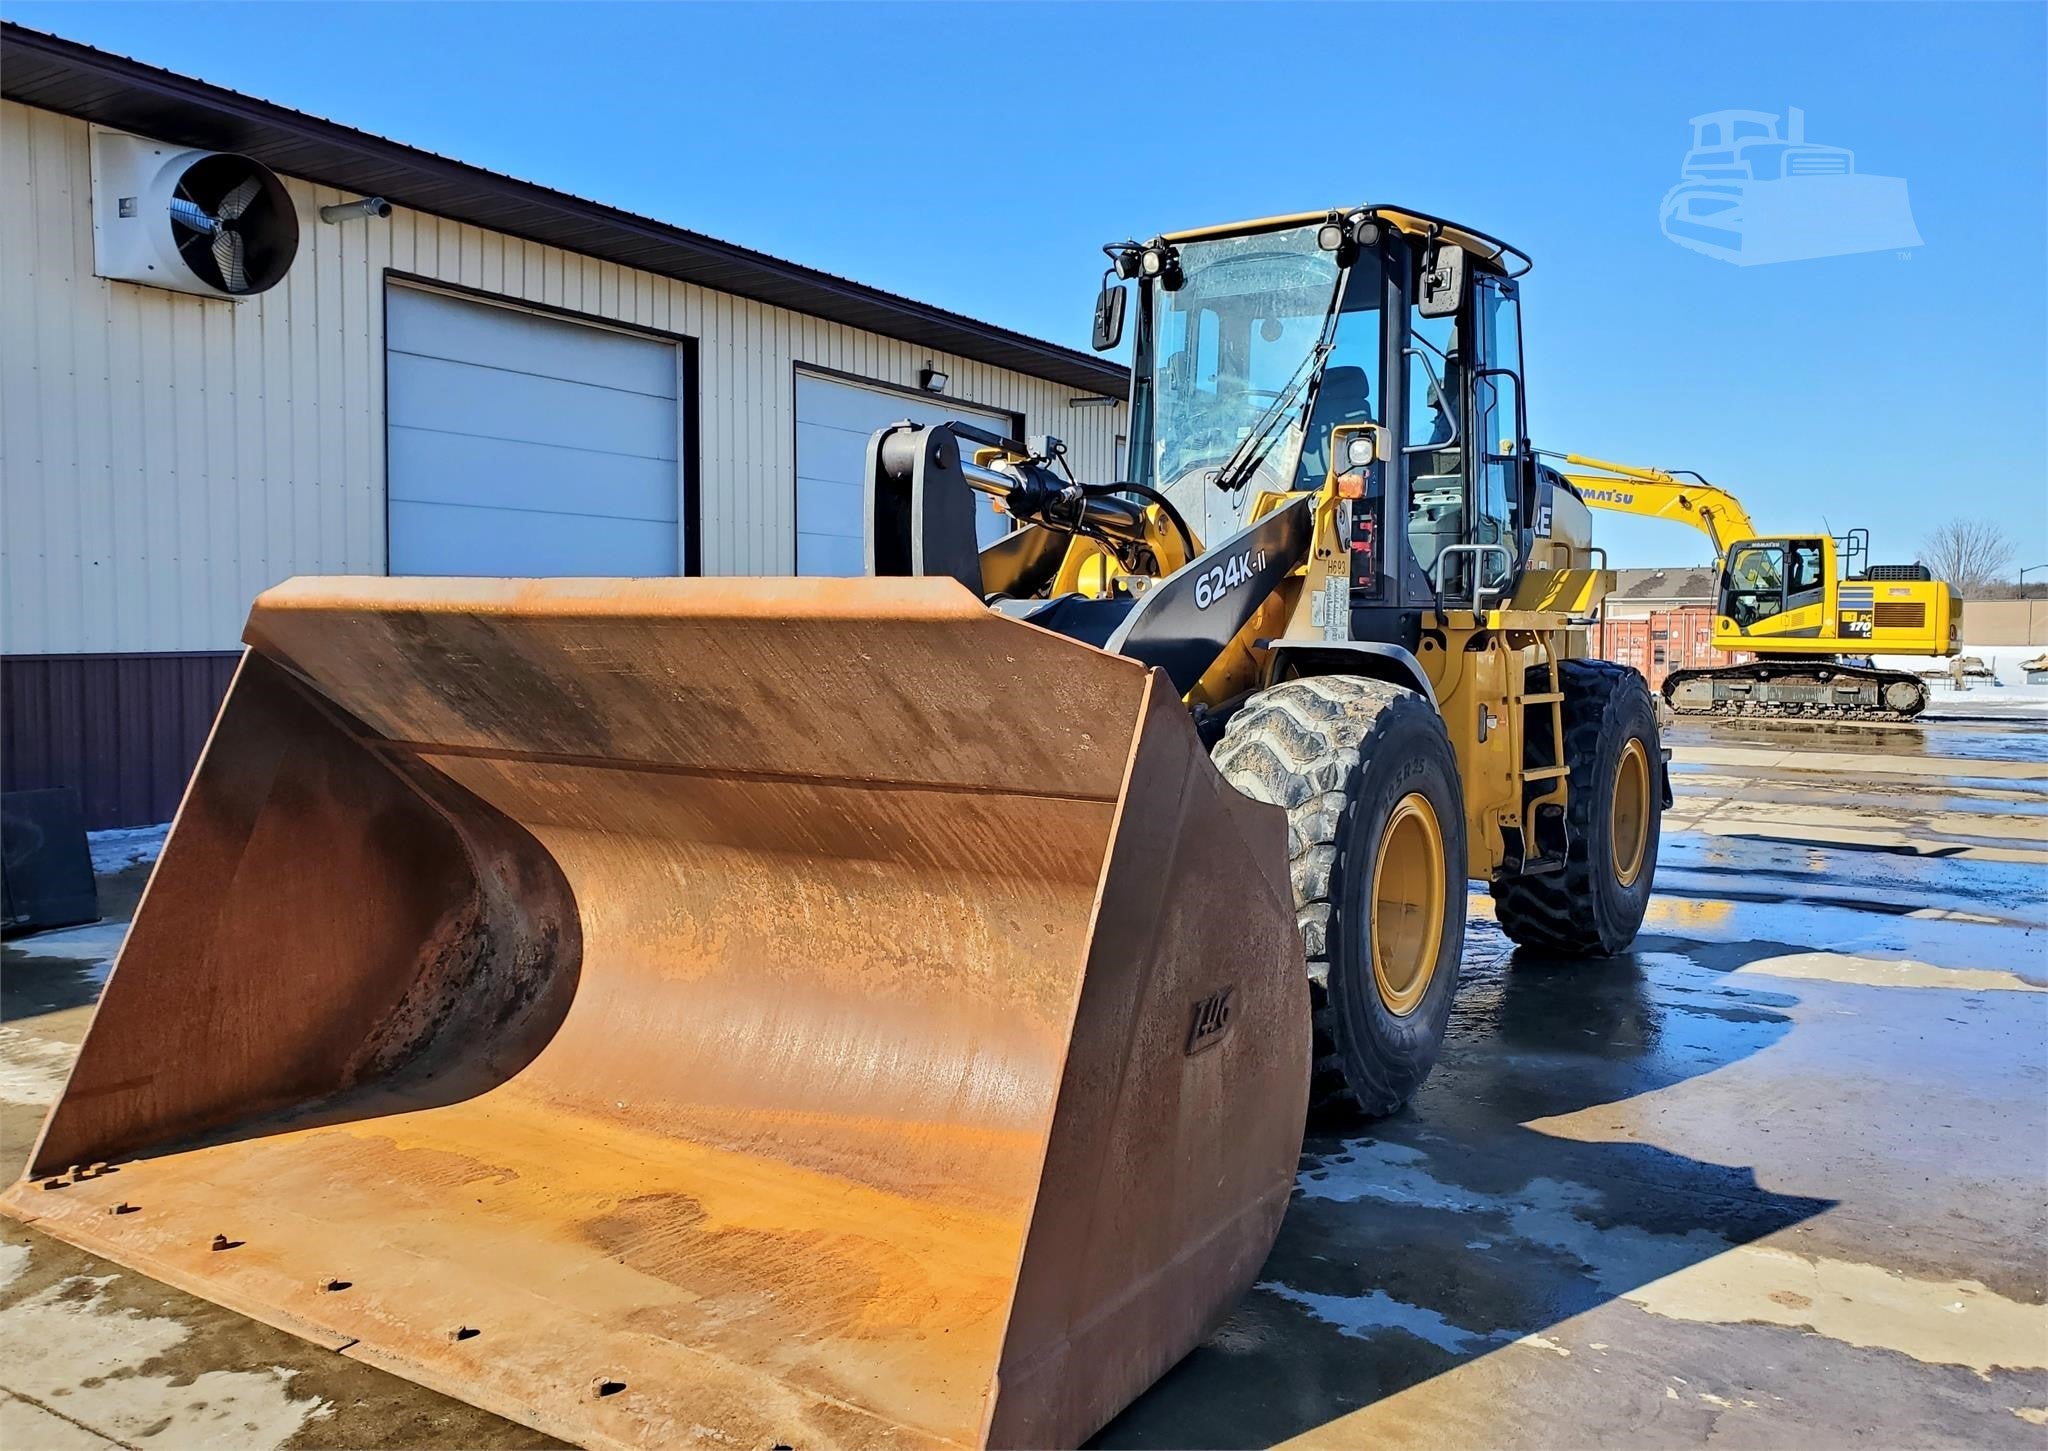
[5,207,1664,1450]
[1558,454,1961,719]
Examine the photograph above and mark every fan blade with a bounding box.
[217,175,263,222]
[175,227,214,276]
[213,229,247,292]
[169,197,219,234]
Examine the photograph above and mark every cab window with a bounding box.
[1405,311,1460,460]
[1725,543,1786,624]
[1788,541,1826,596]
[1293,256,1385,490]
[1404,306,1463,585]
[1472,279,1523,584]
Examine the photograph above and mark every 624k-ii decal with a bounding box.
[1195,549,1270,609]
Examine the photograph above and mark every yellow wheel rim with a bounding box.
[1370,793,1447,1017]
[1611,737,1651,888]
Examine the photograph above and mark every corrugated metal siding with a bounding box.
[0,100,1129,655]
[0,652,239,828]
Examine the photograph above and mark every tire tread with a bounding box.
[1492,658,1659,955]
[1213,675,1442,1114]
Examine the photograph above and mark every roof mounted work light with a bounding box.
[1138,240,1183,291]
[1320,211,1383,258]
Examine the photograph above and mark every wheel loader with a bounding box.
[3,205,1664,1450]
[1561,453,1961,718]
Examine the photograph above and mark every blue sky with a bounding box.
[8,1,2044,570]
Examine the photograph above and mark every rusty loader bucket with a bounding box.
[1,576,1308,1451]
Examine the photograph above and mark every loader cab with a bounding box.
[1121,209,1535,650]
[1387,245,1529,609]
[1301,221,1535,644]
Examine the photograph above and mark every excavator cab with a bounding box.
[1721,534,1831,629]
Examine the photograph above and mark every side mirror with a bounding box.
[1092,282,1126,351]
[1417,243,1466,319]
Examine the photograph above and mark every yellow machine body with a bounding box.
[1155,421,1611,885]
[1714,532,1960,656]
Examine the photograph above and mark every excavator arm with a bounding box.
[1556,453,1758,561]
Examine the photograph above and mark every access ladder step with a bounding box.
[1523,765,1570,781]
[1524,692,1565,704]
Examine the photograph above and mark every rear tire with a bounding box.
[1492,659,1662,955]
[1212,676,1466,1116]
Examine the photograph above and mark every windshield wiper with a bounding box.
[1210,266,1349,496]
[1210,339,1332,495]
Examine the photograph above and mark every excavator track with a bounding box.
[1663,660,1930,722]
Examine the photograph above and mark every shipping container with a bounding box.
[1593,606,1749,691]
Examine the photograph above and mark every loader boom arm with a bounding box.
[1559,453,1759,561]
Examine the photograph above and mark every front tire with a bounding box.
[1492,659,1662,955]
[1212,676,1466,1116]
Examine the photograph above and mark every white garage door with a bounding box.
[387,286,683,576]
[794,372,1016,576]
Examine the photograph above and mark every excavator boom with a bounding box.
[1557,453,1759,559]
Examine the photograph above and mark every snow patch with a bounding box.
[4,920,127,984]
[0,1240,30,1291]
[1875,645,2048,714]
[1294,1138,1491,1212]
[87,823,168,876]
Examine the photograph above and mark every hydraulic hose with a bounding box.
[1092,481,1197,560]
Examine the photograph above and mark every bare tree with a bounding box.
[1921,518,2017,596]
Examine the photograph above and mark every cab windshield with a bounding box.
[1131,224,1341,522]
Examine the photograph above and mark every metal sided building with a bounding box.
[0,25,1129,828]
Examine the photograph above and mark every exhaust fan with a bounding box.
[91,128,300,299]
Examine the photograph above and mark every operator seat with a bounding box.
[1296,366,1374,486]
[1406,475,1465,586]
